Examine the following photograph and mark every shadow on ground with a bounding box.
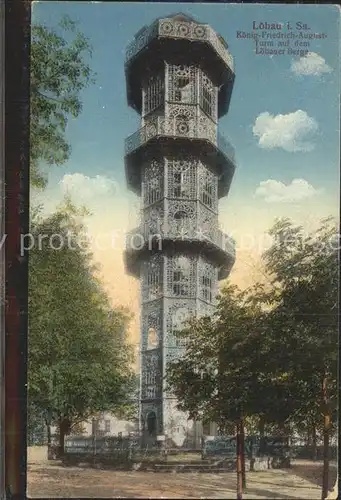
[28,463,331,499]
[243,487,306,499]
[291,461,337,490]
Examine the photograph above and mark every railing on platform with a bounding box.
[125,116,235,167]
[125,224,236,259]
[125,18,234,72]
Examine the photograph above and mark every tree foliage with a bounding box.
[166,217,338,437]
[31,15,95,188]
[28,199,135,452]
[261,217,338,433]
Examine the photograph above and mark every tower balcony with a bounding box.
[124,116,236,197]
[124,223,236,280]
[125,16,234,74]
[125,116,234,160]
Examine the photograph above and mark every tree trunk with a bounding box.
[92,418,97,464]
[46,421,51,447]
[259,415,265,455]
[258,416,265,438]
[58,417,70,458]
[236,420,243,499]
[240,417,246,489]
[312,424,317,461]
[58,423,65,458]
[45,418,52,460]
[322,374,330,500]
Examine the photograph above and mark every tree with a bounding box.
[166,284,266,494]
[31,15,95,188]
[166,217,338,495]
[28,199,135,456]
[165,282,289,431]
[261,217,338,498]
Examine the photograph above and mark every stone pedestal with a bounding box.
[250,456,269,471]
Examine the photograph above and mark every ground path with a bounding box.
[27,459,337,499]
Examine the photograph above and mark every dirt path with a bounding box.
[27,460,337,499]
[290,459,337,493]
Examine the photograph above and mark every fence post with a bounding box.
[91,419,96,465]
[127,440,131,461]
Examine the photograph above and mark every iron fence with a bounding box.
[45,433,339,464]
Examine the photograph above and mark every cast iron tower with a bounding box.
[124,13,236,445]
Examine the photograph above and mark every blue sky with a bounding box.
[32,2,340,197]
[31,2,340,344]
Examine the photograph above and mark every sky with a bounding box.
[31,2,340,351]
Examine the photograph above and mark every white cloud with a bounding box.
[255,178,321,203]
[252,110,318,152]
[60,173,119,201]
[291,52,332,76]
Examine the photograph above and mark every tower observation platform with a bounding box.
[123,13,236,446]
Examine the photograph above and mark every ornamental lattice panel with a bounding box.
[143,72,165,117]
[164,298,196,348]
[167,157,197,200]
[140,255,163,303]
[141,299,163,350]
[124,12,236,445]
[168,65,198,104]
[142,160,164,207]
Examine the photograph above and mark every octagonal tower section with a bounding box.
[124,13,236,446]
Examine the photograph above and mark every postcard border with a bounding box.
[5,0,30,498]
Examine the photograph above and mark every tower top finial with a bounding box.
[164,12,199,23]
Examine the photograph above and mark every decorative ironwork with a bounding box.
[167,157,196,200]
[168,65,197,104]
[165,299,196,348]
[167,68,217,123]
[142,202,164,235]
[167,200,196,239]
[198,203,218,241]
[198,108,217,143]
[166,255,197,298]
[199,70,218,122]
[125,116,234,166]
[141,254,163,302]
[125,21,159,62]
[168,102,196,119]
[125,15,236,443]
[208,27,234,71]
[125,17,234,72]
[142,160,163,207]
[141,350,161,400]
[198,161,218,212]
[143,73,165,116]
[140,156,219,215]
[198,256,218,304]
[126,225,236,259]
[141,300,162,351]
[194,24,206,39]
